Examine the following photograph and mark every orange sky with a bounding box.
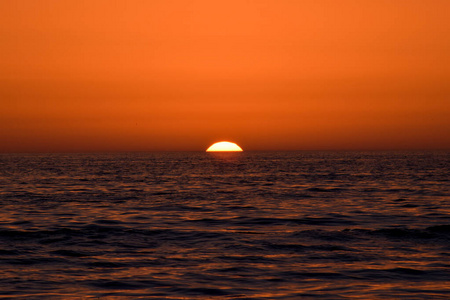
[1,0,449,152]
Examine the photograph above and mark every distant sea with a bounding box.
[0,151,449,299]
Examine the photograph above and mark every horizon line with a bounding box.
[1,148,449,155]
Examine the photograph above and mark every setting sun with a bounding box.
[206,141,243,152]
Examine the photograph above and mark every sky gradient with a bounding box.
[1,0,449,152]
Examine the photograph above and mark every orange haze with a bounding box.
[1,0,449,152]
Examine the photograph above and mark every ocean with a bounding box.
[0,151,449,299]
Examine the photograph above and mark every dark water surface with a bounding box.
[0,151,449,299]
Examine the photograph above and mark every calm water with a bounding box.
[0,151,449,299]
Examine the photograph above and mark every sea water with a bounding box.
[0,151,449,299]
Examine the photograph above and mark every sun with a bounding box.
[206,141,243,152]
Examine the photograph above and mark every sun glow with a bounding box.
[206,141,243,152]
